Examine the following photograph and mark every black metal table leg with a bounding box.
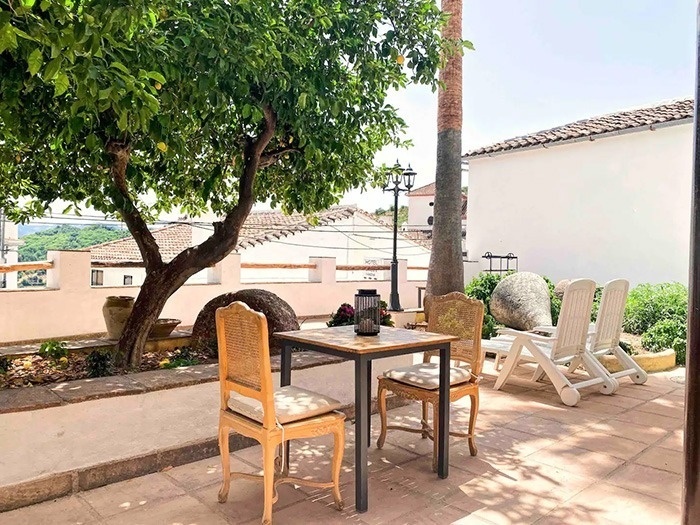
[366,359,372,446]
[280,343,292,470]
[281,343,292,387]
[438,343,450,479]
[355,355,369,512]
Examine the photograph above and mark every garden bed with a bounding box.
[0,346,214,390]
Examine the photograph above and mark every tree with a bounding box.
[427,0,472,300]
[1,0,455,366]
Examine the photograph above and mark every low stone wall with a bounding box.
[600,348,677,374]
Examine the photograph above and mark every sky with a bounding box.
[341,0,697,213]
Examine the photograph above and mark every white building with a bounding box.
[405,182,468,256]
[406,182,467,232]
[89,205,431,287]
[463,98,693,286]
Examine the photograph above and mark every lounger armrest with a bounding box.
[498,328,555,343]
[532,325,556,334]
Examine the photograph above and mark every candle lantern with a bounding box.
[354,289,381,336]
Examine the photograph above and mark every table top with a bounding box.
[274,325,458,355]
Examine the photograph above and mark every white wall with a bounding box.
[0,250,426,343]
[465,124,693,286]
[407,195,434,230]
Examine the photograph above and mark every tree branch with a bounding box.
[259,145,300,169]
[174,104,278,270]
[106,139,164,272]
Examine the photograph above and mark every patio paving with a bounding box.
[0,361,685,524]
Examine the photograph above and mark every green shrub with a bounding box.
[465,272,509,339]
[623,283,687,335]
[161,347,199,369]
[482,313,498,339]
[465,272,508,309]
[0,356,9,373]
[591,286,603,322]
[39,340,68,361]
[85,350,113,378]
[641,318,686,365]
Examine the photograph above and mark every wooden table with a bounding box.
[274,325,459,513]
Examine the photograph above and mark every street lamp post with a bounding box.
[383,160,416,311]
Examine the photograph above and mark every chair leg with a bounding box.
[493,341,523,390]
[275,443,289,476]
[331,426,345,511]
[531,365,545,382]
[421,401,430,439]
[468,392,479,457]
[432,402,439,473]
[262,441,276,525]
[494,351,502,371]
[376,382,388,449]
[567,356,582,373]
[217,423,231,504]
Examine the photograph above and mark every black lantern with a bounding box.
[354,289,381,336]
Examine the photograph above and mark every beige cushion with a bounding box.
[383,363,472,390]
[227,385,342,424]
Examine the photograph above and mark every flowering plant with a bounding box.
[327,301,394,327]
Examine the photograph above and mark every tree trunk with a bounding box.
[114,263,196,368]
[427,0,464,303]
[110,104,275,368]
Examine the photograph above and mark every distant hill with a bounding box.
[373,205,408,227]
[18,224,130,262]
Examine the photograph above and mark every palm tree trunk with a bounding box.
[427,0,464,302]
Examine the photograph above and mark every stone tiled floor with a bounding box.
[0,362,685,525]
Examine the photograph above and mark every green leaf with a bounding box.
[86,134,99,151]
[298,92,308,109]
[43,57,61,80]
[146,71,166,83]
[69,116,84,133]
[54,72,70,96]
[0,23,18,54]
[27,48,43,76]
[117,111,128,131]
[111,61,129,73]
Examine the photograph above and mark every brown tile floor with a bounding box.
[0,362,685,525]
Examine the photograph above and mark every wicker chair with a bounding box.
[216,302,346,525]
[377,292,484,471]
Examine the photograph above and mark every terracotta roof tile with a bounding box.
[464,98,693,158]
[408,182,436,197]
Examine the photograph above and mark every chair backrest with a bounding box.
[215,301,276,428]
[426,292,485,377]
[552,279,596,360]
[591,279,629,352]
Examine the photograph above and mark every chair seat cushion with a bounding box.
[227,385,342,424]
[383,362,472,390]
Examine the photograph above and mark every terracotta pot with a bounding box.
[149,318,181,339]
[102,296,135,340]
